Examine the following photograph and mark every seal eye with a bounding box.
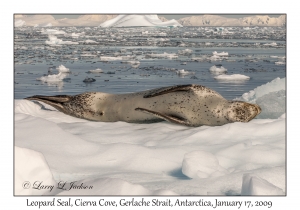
[99,112,103,116]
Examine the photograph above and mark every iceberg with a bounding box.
[100,15,182,28]
[15,19,25,27]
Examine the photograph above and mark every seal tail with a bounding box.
[24,95,72,112]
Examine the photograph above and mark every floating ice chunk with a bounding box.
[56,65,70,73]
[241,174,284,195]
[100,56,123,61]
[176,69,195,75]
[83,39,98,44]
[147,52,178,59]
[263,42,277,46]
[182,151,228,179]
[15,19,25,27]
[209,65,227,73]
[270,55,278,58]
[212,51,229,56]
[15,147,57,195]
[209,54,222,61]
[275,61,285,65]
[37,72,67,82]
[178,49,193,55]
[214,74,250,81]
[41,28,66,35]
[45,35,79,45]
[88,68,103,73]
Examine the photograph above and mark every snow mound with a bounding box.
[15,146,57,195]
[100,15,182,28]
[236,77,286,119]
[182,151,228,179]
[214,74,250,81]
[241,174,284,195]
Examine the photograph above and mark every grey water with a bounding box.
[14,26,286,100]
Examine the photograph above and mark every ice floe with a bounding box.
[15,78,286,195]
[212,51,229,56]
[214,74,250,81]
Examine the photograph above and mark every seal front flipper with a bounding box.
[135,108,192,126]
[143,84,197,98]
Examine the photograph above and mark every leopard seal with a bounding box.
[25,84,261,126]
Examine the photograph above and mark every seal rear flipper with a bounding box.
[143,84,197,98]
[24,95,72,112]
[135,108,192,126]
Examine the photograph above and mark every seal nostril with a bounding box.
[100,112,103,116]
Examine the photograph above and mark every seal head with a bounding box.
[227,101,261,123]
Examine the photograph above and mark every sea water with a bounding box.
[14,26,286,100]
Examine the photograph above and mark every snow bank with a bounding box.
[100,15,182,28]
[214,74,250,81]
[182,151,228,179]
[15,147,57,195]
[236,77,286,119]
[241,174,284,195]
[14,78,286,195]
